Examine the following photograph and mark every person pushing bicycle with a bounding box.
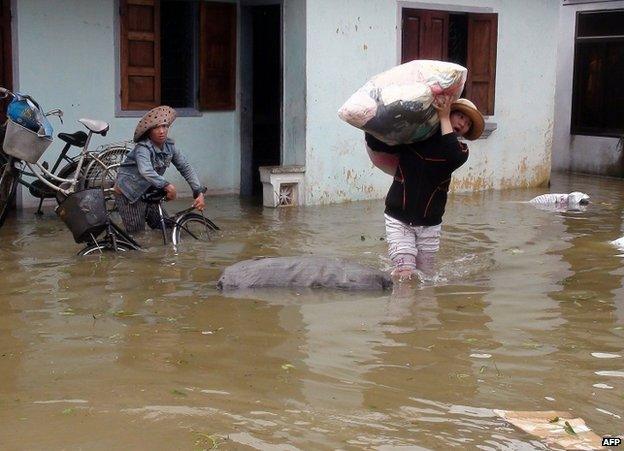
[114,106,207,233]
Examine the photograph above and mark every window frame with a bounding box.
[570,9,624,137]
[399,5,498,117]
[116,0,237,116]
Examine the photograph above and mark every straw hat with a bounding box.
[451,99,485,141]
[133,105,177,142]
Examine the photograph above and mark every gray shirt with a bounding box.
[116,138,204,203]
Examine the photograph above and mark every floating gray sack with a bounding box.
[217,256,393,291]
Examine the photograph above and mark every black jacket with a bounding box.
[365,131,469,226]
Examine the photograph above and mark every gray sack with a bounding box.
[217,256,393,291]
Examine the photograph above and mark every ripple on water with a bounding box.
[470,353,492,359]
[595,370,624,378]
[590,352,621,359]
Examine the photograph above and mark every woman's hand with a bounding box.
[433,95,453,135]
[433,95,452,118]
[192,192,205,211]
[164,183,177,200]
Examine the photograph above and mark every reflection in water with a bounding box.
[0,173,623,449]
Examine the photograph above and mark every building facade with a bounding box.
[2,0,561,208]
[553,0,624,177]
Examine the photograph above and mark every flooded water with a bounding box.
[0,172,623,450]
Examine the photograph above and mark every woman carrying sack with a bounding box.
[365,97,484,280]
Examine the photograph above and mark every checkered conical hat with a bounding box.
[133,106,177,142]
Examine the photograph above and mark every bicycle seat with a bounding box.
[79,118,110,136]
[57,131,88,147]
[141,188,167,204]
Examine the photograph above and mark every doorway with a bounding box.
[240,3,282,198]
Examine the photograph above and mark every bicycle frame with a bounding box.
[22,126,97,197]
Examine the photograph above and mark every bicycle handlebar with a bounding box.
[0,87,14,99]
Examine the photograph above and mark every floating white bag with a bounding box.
[338,60,467,145]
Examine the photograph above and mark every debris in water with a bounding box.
[495,410,602,450]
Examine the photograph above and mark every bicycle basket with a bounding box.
[2,119,53,163]
[56,189,108,243]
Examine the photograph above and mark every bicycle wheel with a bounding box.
[78,238,137,256]
[82,144,131,190]
[172,213,219,246]
[0,154,18,227]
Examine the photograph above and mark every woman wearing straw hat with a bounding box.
[114,105,207,234]
[365,96,484,280]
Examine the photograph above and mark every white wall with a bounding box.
[552,0,624,176]
[304,0,560,205]
[13,0,240,207]
[282,0,306,166]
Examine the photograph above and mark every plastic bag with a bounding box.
[338,60,467,145]
[6,93,53,138]
[366,145,398,176]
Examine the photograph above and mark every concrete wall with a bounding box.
[304,0,560,205]
[552,0,624,177]
[282,0,306,166]
[12,0,240,207]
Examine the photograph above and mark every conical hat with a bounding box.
[133,106,177,142]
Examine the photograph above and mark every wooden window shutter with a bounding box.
[465,13,497,115]
[199,2,237,110]
[402,9,448,63]
[120,0,161,110]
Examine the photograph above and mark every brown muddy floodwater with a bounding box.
[0,172,623,450]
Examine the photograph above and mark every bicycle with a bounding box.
[0,87,131,227]
[77,186,220,256]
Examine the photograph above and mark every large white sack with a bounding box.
[338,60,467,145]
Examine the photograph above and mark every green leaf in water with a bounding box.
[493,360,502,377]
[521,341,543,349]
[548,416,560,424]
[465,338,479,344]
[563,421,576,435]
[113,310,139,318]
[479,365,487,374]
[281,363,295,371]
[171,389,187,397]
[62,408,74,415]
[194,432,224,450]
